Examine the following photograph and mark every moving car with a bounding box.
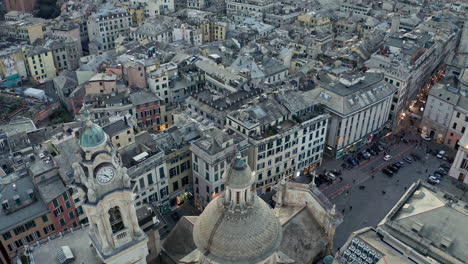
[383,155,392,161]
[403,156,413,163]
[326,172,337,181]
[436,150,446,159]
[421,134,431,141]
[427,176,440,185]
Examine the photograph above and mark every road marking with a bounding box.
[328,184,351,200]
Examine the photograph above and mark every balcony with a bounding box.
[112,228,131,247]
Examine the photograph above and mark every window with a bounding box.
[182,176,189,186]
[52,199,58,207]
[139,178,145,189]
[453,123,458,129]
[109,207,125,233]
[65,201,71,209]
[2,231,11,240]
[42,215,48,223]
[54,206,64,216]
[173,181,179,191]
[206,185,210,194]
[147,173,154,185]
[457,112,461,118]
[25,220,36,230]
[159,167,166,178]
[59,218,66,226]
[69,211,74,219]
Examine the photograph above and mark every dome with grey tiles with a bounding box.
[192,156,282,263]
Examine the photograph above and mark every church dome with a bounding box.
[193,196,282,263]
[192,156,282,263]
[80,123,106,148]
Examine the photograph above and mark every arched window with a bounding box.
[109,207,125,233]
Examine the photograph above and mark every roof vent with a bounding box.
[440,237,453,250]
[56,246,74,264]
[413,190,425,199]
[411,222,424,233]
[402,203,414,212]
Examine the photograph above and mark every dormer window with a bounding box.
[2,200,8,210]
[27,189,35,200]
[13,195,20,205]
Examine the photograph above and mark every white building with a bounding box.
[87,7,132,54]
[227,91,329,193]
[190,127,249,210]
[449,131,468,184]
[147,62,178,105]
[226,0,275,22]
[311,72,397,158]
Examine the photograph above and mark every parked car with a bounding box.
[383,155,392,161]
[362,151,371,159]
[366,148,376,156]
[421,134,431,141]
[403,156,413,163]
[382,168,394,177]
[397,161,405,167]
[393,162,404,168]
[437,167,447,175]
[387,165,398,173]
[427,176,441,185]
[433,172,443,179]
[38,152,45,159]
[436,150,446,159]
[347,158,358,166]
[440,163,451,170]
[410,153,421,161]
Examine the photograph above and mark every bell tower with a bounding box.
[73,112,148,264]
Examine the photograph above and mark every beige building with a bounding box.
[0,20,44,43]
[297,12,332,29]
[103,119,135,149]
[22,46,56,83]
[449,131,468,183]
[85,73,127,95]
[201,22,227,43]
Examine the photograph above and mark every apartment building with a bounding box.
[226,92,329,193]
[84,73,127,95]
[366,26,458,126]
[130,90,171,131]
[147,62,178,105]
[22,46,56,83]
[226,0,275,22]
[129,18,174,44]
[87,7,132,54]
[0,19,44,43]
[187,0,207,10]
[102,119,135,149]
[120,133,169,210]
[201,22,227,43]
[190,127,249,210]
[312,72,397,158]
[153,123,200,208]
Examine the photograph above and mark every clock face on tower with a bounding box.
[96,165,115,184]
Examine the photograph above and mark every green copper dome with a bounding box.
[80,123,106,148]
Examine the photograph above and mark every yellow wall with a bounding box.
[25,50,56,83]
[26,24,44,43]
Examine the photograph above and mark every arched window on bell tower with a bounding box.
[109,207,125,233]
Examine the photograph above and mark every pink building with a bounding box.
[130,91,164,130]
[51,22,83,58]
[106,61,146,89]
[5,0,36,13]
